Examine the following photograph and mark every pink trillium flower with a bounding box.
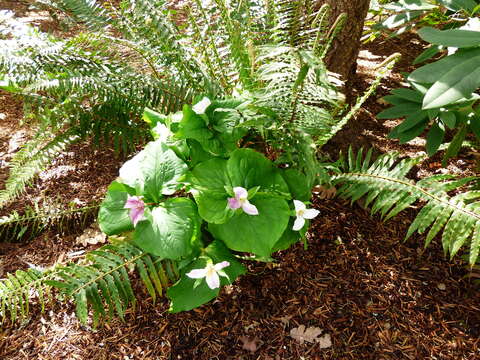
[186,261,230,289]
[124,195,146,227]
[292,200,319,231]
[227,187,259,215]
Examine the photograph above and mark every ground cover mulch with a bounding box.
[1,198,479,359]
[0,1,479,358]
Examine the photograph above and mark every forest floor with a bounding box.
[0,1,479,359]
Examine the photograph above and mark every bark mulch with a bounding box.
[0,3,479,359]
[0,198,479,360]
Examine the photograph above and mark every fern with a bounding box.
[0,267,52,324]
[332,148,480,265]
[0,241,177,325]
[0,202,99,242]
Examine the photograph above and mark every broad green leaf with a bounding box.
[426,122,445,156]
[390,88,423,103]
[469,115,480,139]
[208,194,290,257]
[167,240,246,313]
[141,140,188,201]
[98,181,135,235]
[227,149,289,194]
[438,0,477,12]
[418,27,480,48]
[422,55,480,109]
[396,110,429,132]
[133,198,200,259]
[377,102,421,119]
[193,191,232,224]
[281,169,312,202]
[272,218,306,252]
[409,48,480,84]
[188,158,231,192]
[443,125,467,163]
[118,140,187,199]
[413,45,441,65]
[440,112,456,129]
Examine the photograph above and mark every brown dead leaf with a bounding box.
[290,325,332,348]
[313,185,336,199]
[76,224,107,247]
[240,336,261,353]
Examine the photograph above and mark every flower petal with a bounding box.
[124,195,143,209]
[228,197,241,210]
[192,97,211,114]
[242,201,259,215]
[206,271,220,289]
[233,186,248,200]
[303,208,320,220]
[292,216,305,231]
[293,200,306,212]
[213,261,230,271]
[130,208,146,227]
[186,268,207,279]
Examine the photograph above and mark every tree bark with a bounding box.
[316,0,370,86]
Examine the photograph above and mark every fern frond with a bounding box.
[40,0,111,30]
[49,242,176,325]
[0,267,53,324]
[0,128,80,206]
[0,203,99,242]
[332,148,480,264]
[0,242,177,325]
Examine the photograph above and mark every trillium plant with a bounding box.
[97,97,321,312]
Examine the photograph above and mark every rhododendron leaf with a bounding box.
[208,194,290,257]
[98,181,135,235]
[133,198,200,259]
[167,240,245,313]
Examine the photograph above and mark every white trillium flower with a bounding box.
[186,261,230,289]
[227,186,259,215]
[292,200,319,231]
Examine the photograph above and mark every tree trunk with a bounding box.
[316,0,370,86]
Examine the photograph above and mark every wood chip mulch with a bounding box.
[1,198,479,360]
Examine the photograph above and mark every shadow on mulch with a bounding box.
[1,198,479,360]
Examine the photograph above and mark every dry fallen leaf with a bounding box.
[313,185,336,199]
[76,224,107,247]
[240,336,261,353]
[290,325,332,348]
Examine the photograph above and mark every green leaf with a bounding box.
[98,181,135,235]
[426,122,445,156]
[167,240,246,313]
[396,110,429,133]
[208,194,290,257]
[141,141,188,201]
[422,55,480,109]
[227,149,289,194]
[469,115,480,139]
[418,27,480,48]
[133,198,200,259]
[440,112,457,129]
[413,45,441,65]
[377,102,421,119]
[272,218,306,252]
[409,48,480,84]
[390,88,423,103]
[281,169,312,202]
[118,140,187,200]
[443,125,467,163]
[438,0,477,12]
